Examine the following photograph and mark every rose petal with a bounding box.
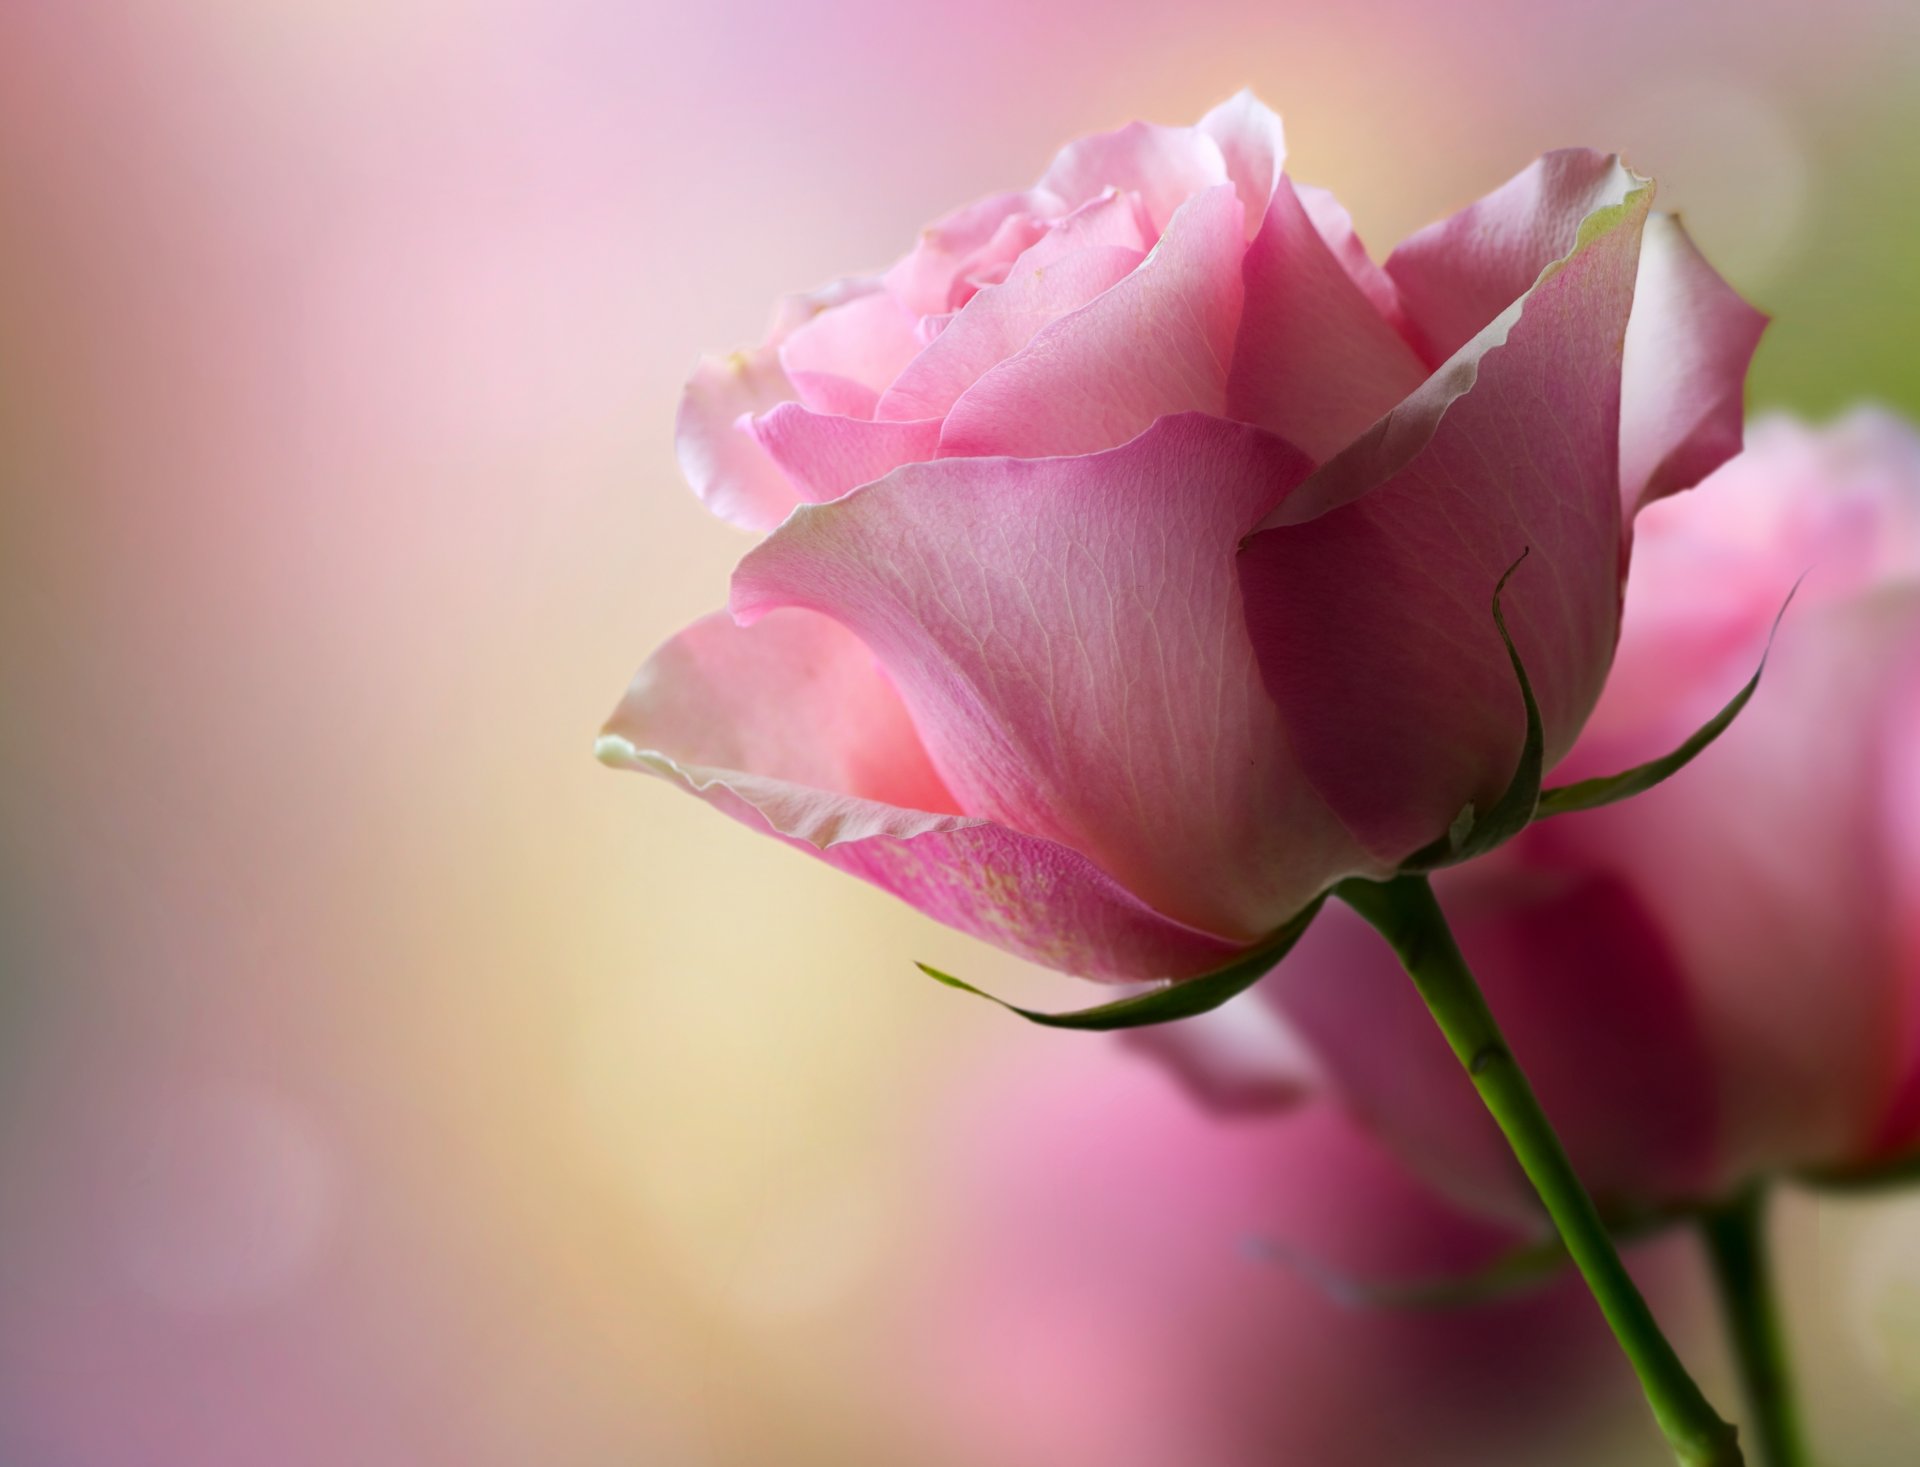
[1295,183,1420,351]
[1240,163,1650,862]
[601,607,1243,981]
[1197,90,1287,232]
[1386,149,1643,364]
[885,187,1067,318]
[746,404,942,502]
[938,185,1246,460]
[1558,416,1920,1180]
[1872,635,1920,1160]
[1618,212,1768,519]
[767,276,887,339]
[676,278,889,531]
[1567,410,1920,775]
[734,414,1373,939]
[875,193,1149,423]
[1572,601,1920,1185]
[1040,119,1230,233]
[778,290,923,418]
[676,345,802,531]
[1226,177,1430,461]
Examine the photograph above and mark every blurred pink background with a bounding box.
[4,1,1920,1462]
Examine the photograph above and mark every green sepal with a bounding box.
[1534,579,1803,821]
[917,894,1327,1032]
[1400,551,1544,872]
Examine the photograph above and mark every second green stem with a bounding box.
[1700,1187,1811,1467]
[1339,873,1743,1467]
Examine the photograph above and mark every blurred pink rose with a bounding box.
[1140,410,1920,1213]
[602,93,1762,983]
[905,1043,1676,1467]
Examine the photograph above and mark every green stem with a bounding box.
[1700,1188,1811,1467]
[1339,873,1742,1467]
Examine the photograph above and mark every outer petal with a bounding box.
[733,414,1374,940]
[1039,119,1230,232]
[746,404,941,502]
[1197,90,1287,232]
[1873,645,1920,1159]
[675,346,802,532]
[600,606,1243,982]
[1226,176,1430,462]
[1544,594,1920,1187]
[676,278,887,531]
[1618,212,1768,519]
[875,192,1149,423]
[1557,421,1920,1181]
[778,290,923,418]
[1386,149,1641,363]
[938,185,1246,460]
[1295,184,1417,347]
[1560,413,1920,1187]
[1239,165,1651,862]
[1566,411,1920,775]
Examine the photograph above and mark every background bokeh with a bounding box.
[3,1,1919,1463]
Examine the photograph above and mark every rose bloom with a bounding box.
[1140,411,1920,1213]
[905,1041,1683,1467]
[602,94,1762,984]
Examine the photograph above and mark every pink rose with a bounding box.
[906,1043,1678,1467]
[602,94,1762,983]
[1140,410,1920,1211]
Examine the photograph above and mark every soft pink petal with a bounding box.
[965,210,1056,277]
[746,404,941,502]
[675,345,802,531]
[1003,186,1153,263]
[735,414,1373,940]
[820,818,1246,985]
[602,606,960,833]
[1872,645,1920,1160]
[600,606,1244,982]
[1561,413,1920,1181]
[1197,90,1286,232]
[1040,118,1230,233]
[885,187,1066,317]
[1618,212,1768,519]
[783,371,880,419]
[1226,176,1430,462]
[1295,184,1418,347]
[778,289,923,417]
[766,275,887,339]
[1567,410,1920,774]
[876,193,1149,423]
[1386,149,1640,364]
[676,278,891,531]
[1545,595,1920,1186]
[1240,168,1650,862]
[938,185,1246,460]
